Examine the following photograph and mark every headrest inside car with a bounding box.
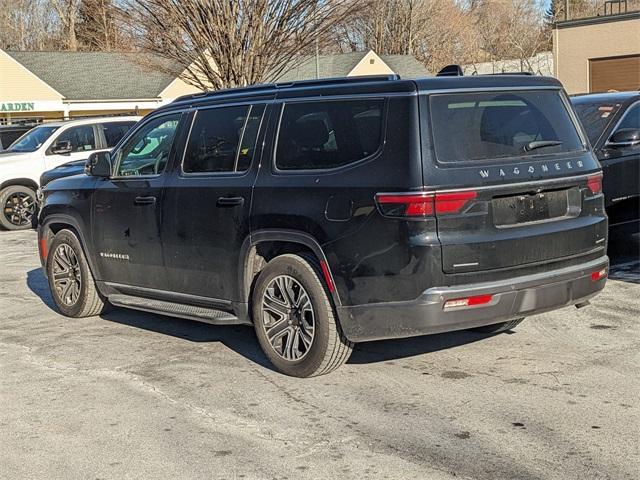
[292,119,329,148]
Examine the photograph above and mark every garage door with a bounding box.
[590,55,640,93]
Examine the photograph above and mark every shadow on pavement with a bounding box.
[608,230,640,284]
[26,267,488,368]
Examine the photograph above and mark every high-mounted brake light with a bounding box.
[587,173,603,195]
[443,294,493,310]
[376,190,477,217]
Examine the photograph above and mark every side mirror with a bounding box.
[50,140,72,155]
[607,128,640,148]
[85,151,111,177]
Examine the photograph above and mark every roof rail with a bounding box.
[173,83,277,104]
[275,74,400,89]
[482,72,534,76]
[172,75,402,104]
[437,65,463,77]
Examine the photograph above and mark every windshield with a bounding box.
[429,90,584,163]
[7,126,59,153]
[571,101,622,145]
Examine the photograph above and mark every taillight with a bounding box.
[376,193,435,217]
[434,191,477,214]
[376,190,477,218]
[587,173,603,195]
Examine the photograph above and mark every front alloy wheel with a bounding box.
[51,243,82,306]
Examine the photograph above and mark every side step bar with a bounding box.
[108,294,250,326]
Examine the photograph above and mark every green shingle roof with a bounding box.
[6,50,429,101]
[6,51,177,100]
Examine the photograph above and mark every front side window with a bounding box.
[52,125,96,153]
[615,103,640,131]
[7,126,59,152]
[115,114,180,176]
[102,122,136,148]
[430,90,584,163]
[183,105,265,174]
[275,99,384,170]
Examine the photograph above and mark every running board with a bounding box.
[108,294,248,326]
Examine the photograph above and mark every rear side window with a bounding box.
[183,105,265,174]
[430,91,584,163]
[276,99,383,170]
[102,122,135,148]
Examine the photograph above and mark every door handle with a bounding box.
[134,195,157,206]
[217,196,244,207]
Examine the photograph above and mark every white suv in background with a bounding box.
[0,116,139,230]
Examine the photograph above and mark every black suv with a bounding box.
[571,92,639,234]
[38,75,609,377]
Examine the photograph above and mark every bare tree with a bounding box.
[50,0,81,50]
[121,0,358,90]
[333,0,477,73]
[77,0,125,51]
[0,0,61,50]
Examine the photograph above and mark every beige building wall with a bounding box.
[553,16,640,94]
[348,51,395,76]
[0,50,63,101]
[158,76,202,100]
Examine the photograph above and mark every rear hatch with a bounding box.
[421,87,607,274]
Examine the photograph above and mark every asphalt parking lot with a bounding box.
[1,230,638,480]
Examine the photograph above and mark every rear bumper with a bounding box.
[337,256,609,342]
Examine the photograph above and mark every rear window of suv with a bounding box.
[429,90,584,164]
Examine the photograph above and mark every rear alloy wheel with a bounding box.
[0,185,37,230]
[471,318,525,334]
[252,254,353,377]
[46,229,108,318]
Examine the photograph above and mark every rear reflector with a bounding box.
[376,190,477,217]
[444,294,493,310]
[319,260,336,293]
[591,268,607,282]
[587,173,603,195]
[39,238,48,261]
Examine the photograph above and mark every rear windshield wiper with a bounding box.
[524,140,563,152]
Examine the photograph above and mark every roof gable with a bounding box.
[0,49,64,101]
[6,51,177,101]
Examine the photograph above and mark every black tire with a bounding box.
[0,185,37,230]
[252,253,353,377]
[46,229,108,317]
[471,318,525,334]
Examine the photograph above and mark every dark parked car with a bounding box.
[0,123,36,151]
[38,75,608,377]
[39,159,86,189]
[571,92,639,233]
